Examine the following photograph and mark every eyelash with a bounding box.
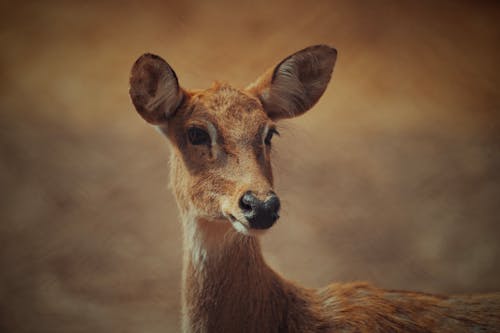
[265,128,279,146]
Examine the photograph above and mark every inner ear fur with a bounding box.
[246,45,337,120]
[129,53,184,124]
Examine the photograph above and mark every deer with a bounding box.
[128,45,500,333]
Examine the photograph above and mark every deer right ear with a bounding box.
[129,54,184,124]
[246,45,337,120]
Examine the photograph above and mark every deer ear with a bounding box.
[246,45,337,120]
[129,53,184,124]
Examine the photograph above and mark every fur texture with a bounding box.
[129,45,500,332]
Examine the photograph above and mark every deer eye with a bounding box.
[264,128,279,146]
[187,127,210,146]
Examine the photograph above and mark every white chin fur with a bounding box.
[229,217,268,237]
[230,218,250,235]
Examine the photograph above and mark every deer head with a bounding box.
[129,45,337,235]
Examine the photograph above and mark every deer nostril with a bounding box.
[239,191,256,213]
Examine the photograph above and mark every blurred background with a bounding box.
[1,0,499,332]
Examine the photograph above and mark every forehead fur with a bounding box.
[186,82,270,134]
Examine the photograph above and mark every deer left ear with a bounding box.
[246,45,337,120]
[129,53,184,125]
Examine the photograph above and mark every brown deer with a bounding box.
[129,45,500,333]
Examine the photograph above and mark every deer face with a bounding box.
[129,45,337,235]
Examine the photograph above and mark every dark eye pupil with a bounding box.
[187,127,210,145]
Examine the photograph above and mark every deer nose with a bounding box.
[239,191,280,229]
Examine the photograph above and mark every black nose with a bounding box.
[239,191,280,229]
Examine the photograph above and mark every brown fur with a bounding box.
[129,45,500,332]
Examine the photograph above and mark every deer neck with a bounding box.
[179,213,289,332]
[181,214,264,272]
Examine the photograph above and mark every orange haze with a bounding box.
[1,1,499,332]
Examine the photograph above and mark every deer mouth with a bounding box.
[226,213,251,235]
[226,213,272,237]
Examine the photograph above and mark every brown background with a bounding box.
[1,1,499,332]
